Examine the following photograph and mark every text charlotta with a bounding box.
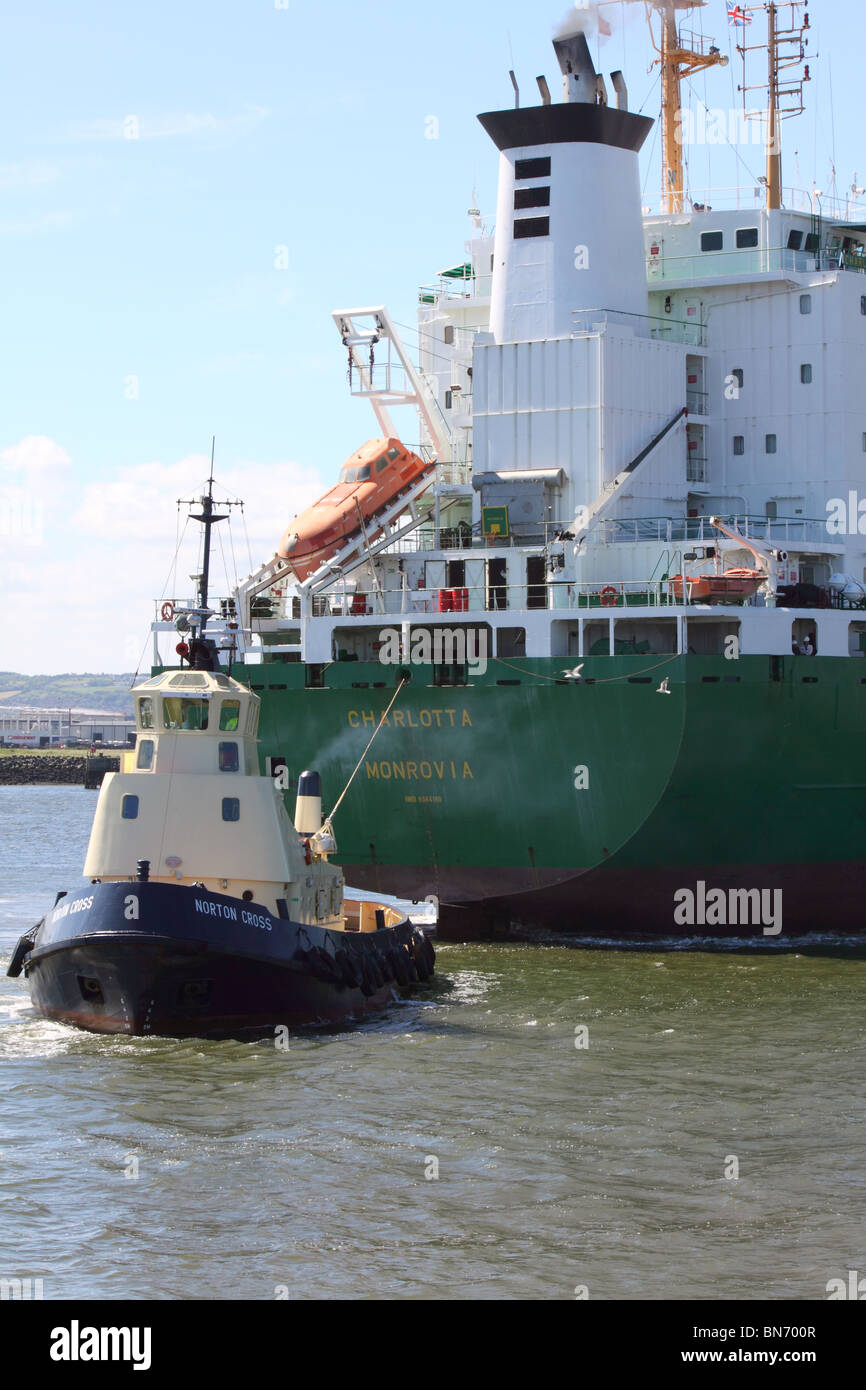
[348,708,472,729]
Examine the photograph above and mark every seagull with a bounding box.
[560,664,585,681]
[657,677,672,694]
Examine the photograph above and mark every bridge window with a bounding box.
[514,217,550,240]
[736,227,758,248]
[515,156,550,180]
[163,698,209,731]
[219,742,239,772]
[701,231,724,252]
[137,697,154,729]
[222,798,240,822]
[121,795,139,820]
[514,186,550,210]
[219,700,240,731]
[787,229,804,250]
[136,739,154,770]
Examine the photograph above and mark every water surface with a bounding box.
[1,785,864,1300]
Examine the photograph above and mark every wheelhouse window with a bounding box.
[787,229,804,250]
[222,797,240,822]
[219,700,240,731]
[121,795,139,820]
[138,697,154,729]
[136,739,154,770]
[515,156,550,180]
[513,216,549,240]
[701,231,724,252]
[514,186,550,210]
[219,742,239,772]
[736,227,758,249]
[162,698,209,730]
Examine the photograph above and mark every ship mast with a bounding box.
[643,1,729,214]
[736,3,811,212]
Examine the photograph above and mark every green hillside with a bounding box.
[0,672,137,716]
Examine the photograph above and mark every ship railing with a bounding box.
[645,244,859,283]
[642,187,864,222]
[588,515,829,546]
[299,578,723,620]
[571,306,706,347]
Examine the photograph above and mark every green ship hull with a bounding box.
[229,652,866,940]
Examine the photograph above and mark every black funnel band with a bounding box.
[478,103,652,154]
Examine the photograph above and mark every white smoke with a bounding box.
[554,3,607,41]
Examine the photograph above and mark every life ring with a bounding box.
[160,601,174,622]
[600,585,619,608]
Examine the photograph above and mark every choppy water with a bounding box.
[1,785,865,1300]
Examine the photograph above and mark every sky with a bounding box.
[1,0,859,675]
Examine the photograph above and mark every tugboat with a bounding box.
[6,669,435,1037]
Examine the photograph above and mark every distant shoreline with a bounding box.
[0,753,120,786]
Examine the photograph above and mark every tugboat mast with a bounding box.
[185,438,229,615]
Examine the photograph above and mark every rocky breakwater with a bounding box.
[0,755,120,786]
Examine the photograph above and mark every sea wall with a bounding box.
[0,755,120,786]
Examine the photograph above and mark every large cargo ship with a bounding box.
[152,2,866,939]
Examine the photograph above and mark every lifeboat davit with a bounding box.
[278,438,435,581]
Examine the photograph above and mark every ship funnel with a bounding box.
[294,770,322,835]
[553,32,598,104]
[611,71,628,111]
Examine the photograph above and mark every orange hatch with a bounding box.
[277,438,434,581]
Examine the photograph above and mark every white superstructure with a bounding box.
[152,8,866,675]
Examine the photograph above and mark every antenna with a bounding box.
[736,3,812,211]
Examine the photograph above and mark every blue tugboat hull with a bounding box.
[9,882,434,1037]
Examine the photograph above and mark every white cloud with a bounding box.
[1,440,328,674]
[67,105,268,143]
[0,161,62,189]
[0,209,81,236]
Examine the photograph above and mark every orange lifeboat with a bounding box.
[277,438,435,582]
[668,568,763,602]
